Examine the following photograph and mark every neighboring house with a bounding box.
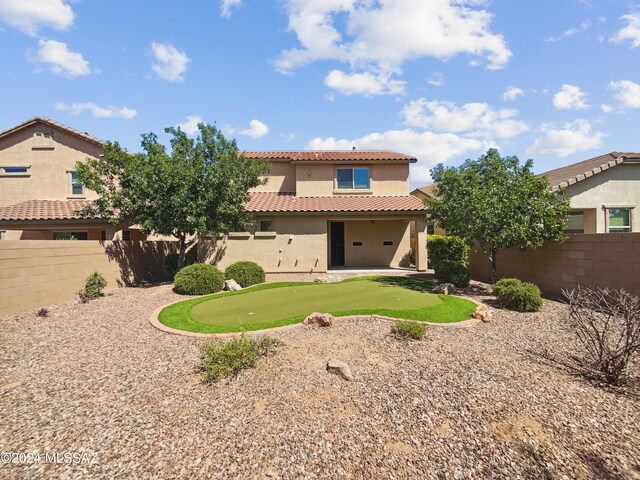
[202,151,429,272]
[411,184,446,235]
[0,116,145,241]
[541,151,640,234]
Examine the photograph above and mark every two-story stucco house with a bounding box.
[200,151,429,273]
[541,151,640,234]
[0,116,147,241]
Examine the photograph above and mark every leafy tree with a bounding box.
[76,123,269,268]
[426,149,570,283]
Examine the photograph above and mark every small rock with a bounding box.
[303,312,334,327]
[433,283,456,295]
[326,359,353,381]
[472,303,493,322]
[223,279,242,291]
[314,275,340,283]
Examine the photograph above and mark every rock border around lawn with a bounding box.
[149,295,483,339]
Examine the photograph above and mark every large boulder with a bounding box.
[433,283,456,295]
[314,275,341,283]
[304,312,334,327]
[472,303,493,322]
[223,279,242,291]
[326,359,354,381]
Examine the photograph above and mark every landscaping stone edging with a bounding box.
[149,294,483,339]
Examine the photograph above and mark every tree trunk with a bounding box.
[177,234,187,270]
[490,247,498,284]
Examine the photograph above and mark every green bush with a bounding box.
[391,320,426,340]
[163,252,196,280]
[493,278,543,312]
[225,261,266,288]
[427,235,469,269]
[174,264,224,295]
[434,260,470,288]
[199,334,280,383]
[82,271,107,298]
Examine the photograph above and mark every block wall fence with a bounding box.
[468,233,640,296]
[0,240,177,314]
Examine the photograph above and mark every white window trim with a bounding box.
[603,205,635,233]
[67,170,86,198]
[0,165,31,177]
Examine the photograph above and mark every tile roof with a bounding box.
[245,192,426,213]
[411,184,437,198]
[242,150,416,163]
[0,116,104,146]
[541,151,640,190]
[0,200,101,221]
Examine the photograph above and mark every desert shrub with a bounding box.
[391,320,426,340]
[36,308,49,317]
[564,286,640,386]
[163,253,196,280]
[174,263,224,295]
[434,260,471,288]
[225,261,266,288]
[427,235,468,269]
[199,334,280,383]
[82,271,107,299]
[493,278,542,312]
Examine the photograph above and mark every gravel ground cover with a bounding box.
[1,279,639,479]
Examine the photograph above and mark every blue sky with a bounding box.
[1,0,639,188]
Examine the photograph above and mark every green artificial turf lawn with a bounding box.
[158,276,477,334]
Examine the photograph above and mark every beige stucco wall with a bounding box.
[342,219,411,267]
[0,240,177,314]
[199,215,328,273]
[251,160,296,193]
[295,163,410,196]
[565,164,640,233]
[0,122,102,207]
[199,214,419,272]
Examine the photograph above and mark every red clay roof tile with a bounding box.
[242,151,416,162]
[0,200,100,221]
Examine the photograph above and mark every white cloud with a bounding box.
[308,129,492,185]
[30,39,90,78]
[151,42,190,82]
[601,104,614,113]
[611,13,640,48]
[502,86,524,101]
[324,69,405,96]
[0,0,74,36]
[402,99,529,139]
[220,0,241,18]
[527,120,605,158]
[553,84,589,110]
[427,72,444,87]
[177,115,203,135]
[277,0,511,96]
[55,102,137,119]
[232,119,269,139]
[545,20,592,42]
[609,80,640,108]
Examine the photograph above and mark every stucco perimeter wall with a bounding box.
[199,216,328,273]
[0,240,178,314]
[468,233,640,296]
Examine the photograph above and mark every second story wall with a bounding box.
[295,162,410,197]
[0,123,102,207]
[251,160,296,193]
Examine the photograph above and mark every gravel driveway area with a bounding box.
[1,281,639,479]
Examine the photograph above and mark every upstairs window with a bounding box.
[607,208,632,233]
[1,166,30,176]
[33,131,54,149]
[336,167,370,190]
[69,171,84,196]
